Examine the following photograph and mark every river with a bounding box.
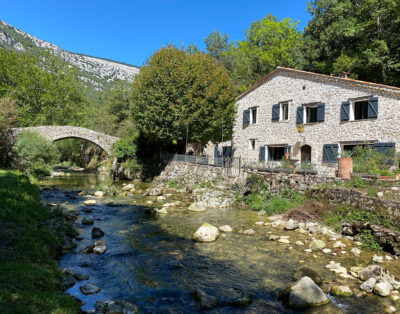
[39,172,397,313]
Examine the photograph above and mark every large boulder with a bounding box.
[282,276,329,309]
[358,265,394,282]
[360,278,376,293]
[373,282,393,297]
[193,223,219,242]
[84,199,96,206]
[188,202,207,212]
[121,183,135,192]
[92,227,105,239]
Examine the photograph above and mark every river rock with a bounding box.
[333,241,346,249]
[82,208,92,213]
[243,229,255,235]
[309,239,326,251]
[279,238,290,244]
[219,225,233,232]
[121,183,135,192]
[92,227,105,239]
[351,247,361,255]
[62,237,77,250]
[82,216,94,225]
[154,208,168,214]
[82,241,107,254]
[194,289,219,309]
[78,191,87,196]
[358,265,394,282]
[282,276,329,308]
[284,221,299,230]
[360,278,376,293]
[193,223,219,242]
[374,282,393,296]
[72,272,89,281]
[188,202,207,212]
[322,248,331,254]
[66,212,78,221]
[80,283,100,295]
[61,273,76,290]
[269,235,280,241]
[94,191,104,197]
[148,187,163,196]
[295,241,304,246]
[106,201,121,207]
[293,266,322,285]
[95,300,139,313]
[307,225,321,234]
[84,200,96,206]
[331,285,353,297]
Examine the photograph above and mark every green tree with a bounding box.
[13,130,60,178]
[204,30,233,71]
[131,45,236,150]
[0,97,18,166]
[0,49,87,126]
[225,14,303,91]
[303,0,400,86]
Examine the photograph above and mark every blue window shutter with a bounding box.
[317,103,325,122]
[323,144,339,163]
[368,97,378,119]
[296,106,304,124]
[214,144,219,157]
[259,146,266,161]
[223,146,232,157]
[243,109,250,125]
[341,101,350,121]
[271,104,280,121]
[373,142,395,154]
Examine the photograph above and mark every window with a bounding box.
[281,103,289,121]
[322,144,339,163]
[354,100,368,120]
[306,106,318,123]
[250,139,256,150]
[268,146,285,161]
[250,107,257,124]
[297,103,325,124]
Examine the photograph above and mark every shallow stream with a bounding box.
[39,173,398,313]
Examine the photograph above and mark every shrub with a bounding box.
[352,145,393,174]
[360,230,382,251]
[13,131,60,178]
[0,97,18,167]
[114,136,138,162]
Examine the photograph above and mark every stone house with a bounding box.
[232,67,400,173]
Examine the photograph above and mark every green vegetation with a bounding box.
[303,0,400,87]
[131,45,236,151]
[352,145,395,175]
[0,170,78,313]
[360,230,383,251]
[167,179,185,189]
[0,97,18,167]
[323,204,399,233]
[13,130,60,178]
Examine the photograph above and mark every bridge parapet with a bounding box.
[11,126,120,155]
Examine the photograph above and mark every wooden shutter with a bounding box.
[373,142,395,154]
[243,109,250,125]
[341,101,350,121]
[317,103,325,122]
[368,97,378,119]
[271,104,280,121]
[296,106,304,124]
[214,144,219,157]
[322,144,339,163]
[259,146,266,161]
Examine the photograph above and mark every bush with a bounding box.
[0,97,18,167]
[114,135,138,162]
[352,145,393,174]
[13,131,60,178]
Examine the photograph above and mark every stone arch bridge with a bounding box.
[11,126,120,155]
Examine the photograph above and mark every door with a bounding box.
[301,145,312,163]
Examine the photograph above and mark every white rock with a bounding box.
[84,200,96,206]
[279,238,290,244]
[243,229,255,235]
[94,191,104,197]
[386,306,397,313]
[193,223,219,242]
[255,221,264,225]
[372,255,384,263]
[219,225,233,232]
[295,241,304,246]
[373,281,393,296]
[157,196,166,201]
[333,241,346,249]
[351,248,361,255]
[286,276,329,308]
[360,278,376,293]
[155,208,168,214]
[322,248,332,254]
[377,191,384,198]
[188,202,207,212]
[304,249,312,253]
[309,239,326,251]
[121,183,135,192]
[385,255,393,261]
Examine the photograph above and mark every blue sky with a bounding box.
[1,0,311,67]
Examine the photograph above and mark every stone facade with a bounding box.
[11,126,119,155]
[233,67,400,176]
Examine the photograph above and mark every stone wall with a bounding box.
[233,68,400,171]
[310,188,400,219]
[154,161,225,187]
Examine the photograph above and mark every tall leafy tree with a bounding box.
[131,45,236,150]
[303,0,400,86]
[0,49,87,126]
[204,30,233,71]
[225,14,303,92]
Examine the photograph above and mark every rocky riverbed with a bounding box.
[39,172,400,313]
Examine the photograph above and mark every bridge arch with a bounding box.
[11,126,120,155]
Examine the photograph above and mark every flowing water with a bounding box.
[39,172,398,313]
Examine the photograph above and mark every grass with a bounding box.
[0,170,79,313]
[167,179,185,189]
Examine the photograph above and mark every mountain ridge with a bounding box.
[0,19,140,91]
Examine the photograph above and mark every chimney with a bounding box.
[339,71,351,79]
